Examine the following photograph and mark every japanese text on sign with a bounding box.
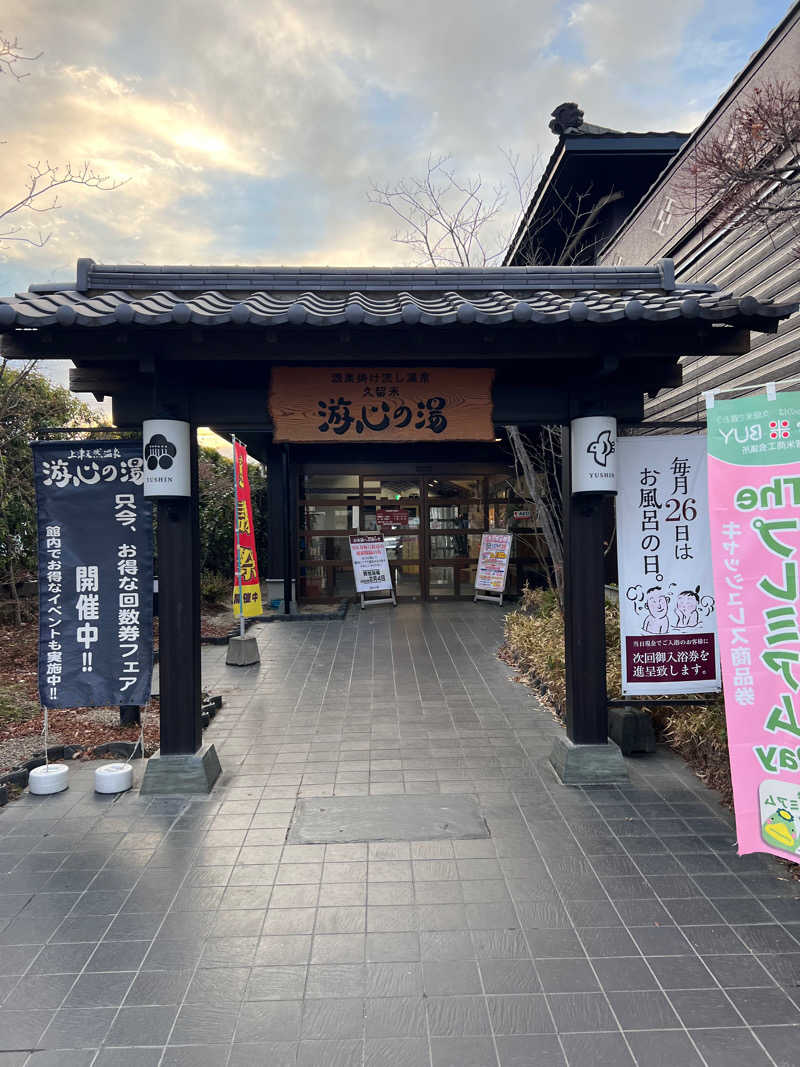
[270,367,494,443]
[32,440,154,709]
[475,533,512,593]
[706,389,800,858]
[232,442,262,617]
[349,534,392,593]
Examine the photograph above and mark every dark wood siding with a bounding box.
[644,216,800,422]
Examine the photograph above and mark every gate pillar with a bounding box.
[140,397,221,794]
[550,418,628,785]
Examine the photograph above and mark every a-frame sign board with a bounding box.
[349,533,397,609]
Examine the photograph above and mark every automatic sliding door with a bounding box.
[425,477,485,598]
[361,476,422,599]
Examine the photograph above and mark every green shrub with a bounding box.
[503,583,733,806]
[200,571,230,609]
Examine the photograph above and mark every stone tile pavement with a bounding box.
[1,603,799,1066]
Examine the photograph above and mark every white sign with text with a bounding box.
[349,534,392,593]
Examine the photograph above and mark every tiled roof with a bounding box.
[0,260,794,330]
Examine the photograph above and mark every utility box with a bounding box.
[608,706,656,756]
[265,578,296,612]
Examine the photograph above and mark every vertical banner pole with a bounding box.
[232,434,245,638]
[283,445,292,615]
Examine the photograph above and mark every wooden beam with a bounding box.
[69,366,141,393]
[1,321,754,365]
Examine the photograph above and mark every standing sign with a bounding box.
[349,534,392,592]
[706,388,800,858]
[617,437,720,695]
[475,533,512,602]
[270,366,495,443]
[32,440,154,709]
[232,440,262,617]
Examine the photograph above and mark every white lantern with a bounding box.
[142,420,191,498]
[571,416,617,494]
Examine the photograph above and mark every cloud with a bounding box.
[0,0,790,304]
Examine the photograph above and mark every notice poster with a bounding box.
[475,532,512,593]
[232,441,262,617]
[32,440,154,709]
[376,508,409,529]
[706,389,800,858]
[349,534,392,592]
[617,437,720,695]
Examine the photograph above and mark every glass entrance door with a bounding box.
[425,477,484,599]
[360,476,422,599]
[297,465,545,601]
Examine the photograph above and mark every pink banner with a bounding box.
[707,390,800,857]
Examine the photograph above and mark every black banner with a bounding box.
[32,440,154,709]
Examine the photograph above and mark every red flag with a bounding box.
[232,441,261,616]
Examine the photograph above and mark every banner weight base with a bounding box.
[226,635,261,666]
[95,762,134,794]
[140,744,221,795]
[28,764,69,795]
[549,736,628,786]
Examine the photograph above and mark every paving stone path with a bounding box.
[1,603,799,1066]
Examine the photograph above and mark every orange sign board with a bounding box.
[269,366,494,443]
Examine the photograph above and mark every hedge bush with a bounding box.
[502,586,732,805]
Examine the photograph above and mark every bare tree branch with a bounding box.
[0,35,128,252]
[673,74,800,256]
[505,425,564,608]
[368,153,539,267]
[0,160,128,248]
[0,30,41,78]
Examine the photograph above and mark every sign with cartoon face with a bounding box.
[706,388,800,858]
[759,782,800,857]
[142,420,191,498]
[570,417,617,494]
[617,436,720,695]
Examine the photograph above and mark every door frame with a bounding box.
[297,461,516,602]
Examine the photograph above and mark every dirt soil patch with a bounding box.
[0,618,160,774]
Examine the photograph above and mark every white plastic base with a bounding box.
[28,763,69,795]
[94,762,133,794]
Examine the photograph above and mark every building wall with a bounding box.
[599,4,800,421]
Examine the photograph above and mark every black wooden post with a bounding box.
[551,419,627,783]
[156,423,202,755]
[120,705,141,727]
[563,495,609,744]
[282,445,293,614]
[265,442,288,606]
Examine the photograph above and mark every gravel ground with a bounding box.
[0,707,158,775]
[0,729,65,775]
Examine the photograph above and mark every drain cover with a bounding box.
[288,794,489,844]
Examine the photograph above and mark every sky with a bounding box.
[0,0,792,346]
[1,0,792,292]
